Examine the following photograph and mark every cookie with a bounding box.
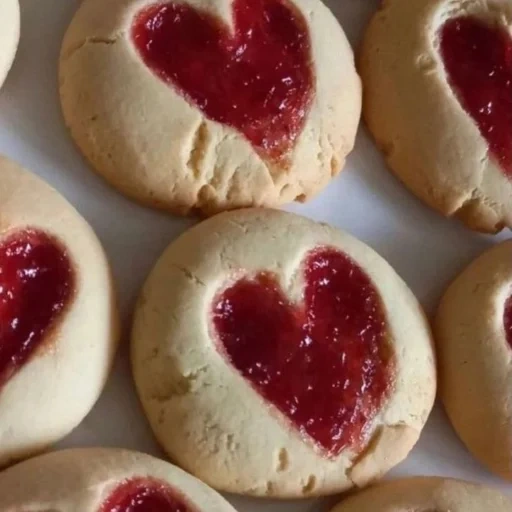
[59,0,361,216]
[435,240,512,480]
[0,0,20,89]
[0,155,119,467]
[131,208,436,498]
[360,0,512,233]
[330,477,512,511]
[0,448,236,511]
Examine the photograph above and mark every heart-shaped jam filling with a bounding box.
[505,294,512,348]
[132,0,314,162]
[212,247,394,456]
[0,229,73,388]
[100,478,196,512]
[439,16,512,178]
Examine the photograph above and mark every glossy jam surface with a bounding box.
[505,294,512,349]
[0,229,73,387]
[440,16,512,177]
[132,0,313,161]
[212,247,394,455]
[100,478,195,512]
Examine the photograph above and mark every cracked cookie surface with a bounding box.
[59,0,361,216]
[131,208,435,497]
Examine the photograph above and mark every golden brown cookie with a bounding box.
[360,0,512,233]
[0,448,236,511]
[330,477,512,511]
[131,208,436,498]
[436,240,512,480]
[59,0,361,215]
[0,155,119,467]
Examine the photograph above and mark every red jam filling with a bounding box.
[100,478,196,512]
[440,16,512,177]
[0,229,73,388]
[505,294,512,349]
[212,247,394,456]
[132,0,314,162]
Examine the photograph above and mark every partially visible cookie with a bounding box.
[59,0,361,215]
[131,208,435,498]
[360,0,512,232]
[435,241,512,480]
[0,155,119,467]
[330,477,512,511]
[0,0,20,89]
[0,448,236,511]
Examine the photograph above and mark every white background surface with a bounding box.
[1,0,511,509]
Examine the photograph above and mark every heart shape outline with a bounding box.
[131,0,315,162]
[212,246,395,456]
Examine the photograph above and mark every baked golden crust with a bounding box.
[0,156,119,467]
[131,208,435,497]
[0,448,236,511]
[59,0,361,215]
[360,0,512,233]
[436,240,512,480]
[331,477,512,511]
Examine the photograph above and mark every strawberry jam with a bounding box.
[505,294,512,349]
[100,478,196,512]
[0,229,73,388]
[132,0,313,161]
[440,16,512,177]
[212,247,394,456]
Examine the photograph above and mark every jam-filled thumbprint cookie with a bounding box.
[59,0,361,216]
[436,240,512,480]
[0,156,119,467]
[0,448,236,511]
[131,209,436,498]
[330,477,512,511]
[0,0,19,90]
[360,0,512,233]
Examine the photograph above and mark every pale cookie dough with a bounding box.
[330,477,512,511]
[0,0,20,89]
[435,240,512,480]
[360,0,512,233]
[59,0,361,216]
[0,448,236,511]
[131,208,436,498]
[0,155,119,467]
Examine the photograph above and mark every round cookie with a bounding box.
[0,0,20,89]
[0,448,236,511]
[360,0,512,233]
[131,208,436,498]
[0,155,118,467]
[59,0,361,216]
[330,477,512,511]
[435,240,512,480]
